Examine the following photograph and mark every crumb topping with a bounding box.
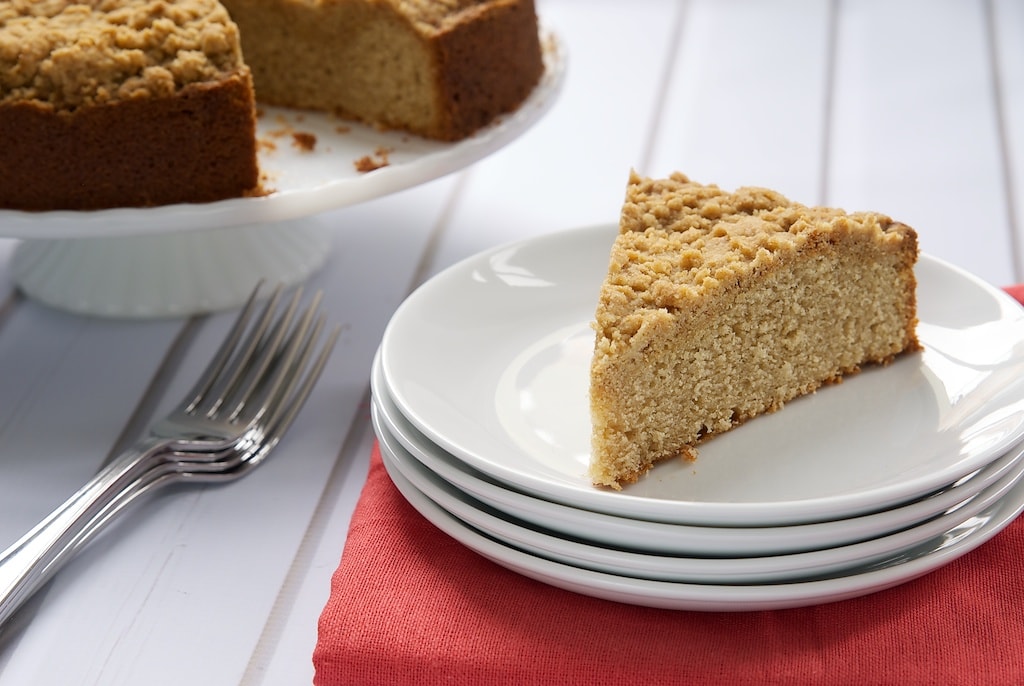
[0,0,244,109]
[601,171,913,324]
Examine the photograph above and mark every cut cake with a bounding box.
[0,0,543,211]
[589,171,920,489]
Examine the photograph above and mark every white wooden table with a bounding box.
[0,1,1021,683]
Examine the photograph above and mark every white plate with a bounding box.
[371,353,1024,556]
[380,223,1024,526]
[382,443,1024,611]
[377,406,1024,584]
[0,32,565,239]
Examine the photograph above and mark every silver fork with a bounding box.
[51,338,337,577]
[0,283,339,628]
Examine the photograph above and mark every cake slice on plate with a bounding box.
[589,171,920,489]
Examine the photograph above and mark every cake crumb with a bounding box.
[354,146,392,172]
[292,131,317,151]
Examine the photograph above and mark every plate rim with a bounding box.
[381,436,1024,611]
[371,350,1024,552]
[376,402,1024,584]
[380,222,1024,526]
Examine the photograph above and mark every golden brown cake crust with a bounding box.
[0,0,260,211]
[589,171,920,489]
[0,71,260,210]
[427,0,544,140]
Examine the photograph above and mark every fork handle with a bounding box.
[0,436,171,627]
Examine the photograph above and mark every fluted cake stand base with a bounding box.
[11,220,330,318]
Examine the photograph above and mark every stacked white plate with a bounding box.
[372,223,1024,611]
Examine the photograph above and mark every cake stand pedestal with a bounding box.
[10,219,330,318]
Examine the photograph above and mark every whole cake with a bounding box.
[0,0,544,211]
[0,0,261,211]
[221,0,544,142]
[589,171,920,489]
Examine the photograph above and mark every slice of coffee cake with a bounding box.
[589,171,920,489]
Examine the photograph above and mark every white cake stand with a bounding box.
[0,35,564,318]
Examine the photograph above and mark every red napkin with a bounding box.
[314,290,1024,686]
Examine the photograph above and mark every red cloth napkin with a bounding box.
[314,290,1024,686]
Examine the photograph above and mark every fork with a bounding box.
[0,283,339,628]
[38,307,339,572]
[46,343,338,580]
